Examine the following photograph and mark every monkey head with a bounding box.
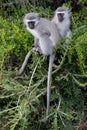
[23,13,40,29]
[55,7,70,22]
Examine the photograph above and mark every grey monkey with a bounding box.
[52,7,72,42]
[17,13,61,116]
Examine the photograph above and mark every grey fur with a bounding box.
[23,13,61,116]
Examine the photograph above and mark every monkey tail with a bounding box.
[46,54,55,116]
[16,49,33,76]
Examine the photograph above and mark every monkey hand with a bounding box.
[33,47,42,54]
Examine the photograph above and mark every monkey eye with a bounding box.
[28,21,35,26]
[57,13,64,17]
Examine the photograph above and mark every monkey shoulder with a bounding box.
[40,18,59,36]
[36,18,51,36]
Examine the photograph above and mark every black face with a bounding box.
[57,13,64,22]
[28,21,35,29]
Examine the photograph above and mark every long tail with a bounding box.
[46,54,55,116]
[16,49,33,76]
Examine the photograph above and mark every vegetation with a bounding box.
[0,0,87,130]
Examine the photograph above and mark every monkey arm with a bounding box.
[34,37,39,47]
[41,29,51,37]
[33,37,42,53]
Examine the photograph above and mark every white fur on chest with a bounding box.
[58,21,69,37]
[27,27,40,38]
[53,17,70,37]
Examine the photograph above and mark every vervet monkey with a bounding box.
[17,7,71,75]
[17,13,61,116]
[52,7,72,41]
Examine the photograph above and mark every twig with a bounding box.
[72,75,87,87]
[74,73,87,78]
[53,49,68,74]
[73,25,86,32]
[59,113,66,127]
[26,86,56,105]
[0,91,23,99]
[29,57,40,87]
[0,106,19,115]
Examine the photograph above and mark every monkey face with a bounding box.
[57,13,64,22]
[28,21,35,29]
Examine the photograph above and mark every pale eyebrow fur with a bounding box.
[57,11,66,14]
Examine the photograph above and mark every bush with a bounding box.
[0,2,87,130]
[0,16,33,70]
